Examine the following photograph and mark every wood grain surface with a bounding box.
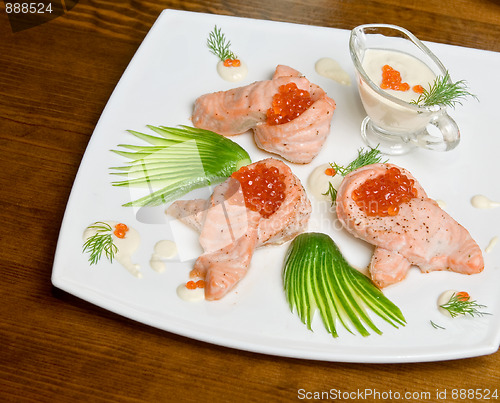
[1,1,499,402]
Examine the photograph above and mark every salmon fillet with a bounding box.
[167,158,311,300]
[336,163,484,288]
[191,65,336,163]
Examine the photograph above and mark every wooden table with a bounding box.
[2,1,499,401]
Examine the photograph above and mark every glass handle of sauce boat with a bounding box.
[414,109,460,151]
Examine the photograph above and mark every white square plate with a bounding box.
[52,9,500,363]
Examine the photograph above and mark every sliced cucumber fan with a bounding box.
[283,232,406,337]
[110,125,251,207]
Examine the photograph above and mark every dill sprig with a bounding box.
[439,292,490,318]
[430,320,445,330]
[207,25,237,61]
[330,146,387,177]
[322,182,338,206]
[322,146,386,205]
[82,222,118,265]
[411,71,477,108]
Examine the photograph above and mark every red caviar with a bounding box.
[189,268,203,278]
[413,84,425,94]
[380,65,410,91]
[223,58,241,67]
[186,280,205,290]
[266,82,313,126]
[113,223,129,239]
[324,167,336,176]
[352,167,418,217]
[456,291,470,301]
[231,162,286,218]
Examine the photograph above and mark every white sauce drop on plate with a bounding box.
[315,57,351,85]
[485,236,498,253]
[470,194,500,209]
[307,163,343,201]
[435,199,447,209]
[217,60,248,82]
[437,290,458,318]
[149,240,178,273]
[83,221,141,278]
[176,283,205,302]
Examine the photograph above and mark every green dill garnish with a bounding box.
[439,292,490,318]
[207,25,237,61]
[82,222,118,265]
[329,146,387,177]
[430,320,445,330]
[410,71,477,108]
[322,146,386,205]
[322,181,337,206]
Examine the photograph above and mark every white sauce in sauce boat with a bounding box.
[359,49,436,133]
[362,49,435,103]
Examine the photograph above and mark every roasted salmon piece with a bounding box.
[253,93,336,164]
[167,158,311,300]
[191,65,336,163]
[166,198,207,232]
[369,248,412,288]
[336,163,484,288]
[192,65,311,136]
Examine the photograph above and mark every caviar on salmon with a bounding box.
[351,167,418,216]
[231,162,286,218]
[266,82,313,125]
